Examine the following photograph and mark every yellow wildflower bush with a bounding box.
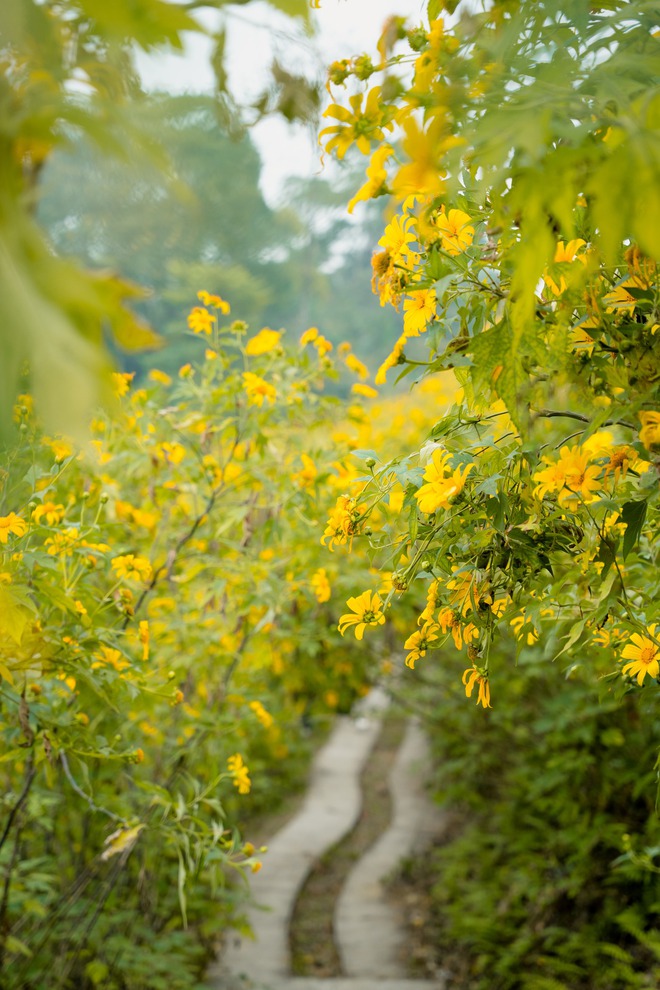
[321,0,659,716]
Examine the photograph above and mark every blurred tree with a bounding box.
[38,94,302,373]
[0,0,316,436]
[38,99,403,379]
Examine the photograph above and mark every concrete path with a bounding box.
[335,720,446,979]
[207,687,447,990]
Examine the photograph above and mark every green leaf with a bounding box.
[553,618,587,661]
[620,499,647,560]
[0,586,32,645]
[4,934,31,958]
[85,961,110,985]
[265,0,310,21]
[595,536,617,578]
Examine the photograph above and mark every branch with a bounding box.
[535,409,635,429]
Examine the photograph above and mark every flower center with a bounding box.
[640,645,657,666]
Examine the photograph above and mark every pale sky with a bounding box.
[136,0,425,203]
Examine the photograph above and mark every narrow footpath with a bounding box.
[206,688,448,990]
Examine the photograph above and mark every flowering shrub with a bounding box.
[322,0,659,717]
[0,300,407,987]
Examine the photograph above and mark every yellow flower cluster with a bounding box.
[242,372,276,407]
[415,449,473,514]
[111,554,153,583]
[321,494,363,551]
[227,753,251,795]
[311,567,331,603]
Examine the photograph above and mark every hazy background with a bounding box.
[38,0,424,381]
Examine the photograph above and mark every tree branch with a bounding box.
[535,409,635,429]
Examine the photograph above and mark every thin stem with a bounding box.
[0,753,35,853]
[60,752,125,824]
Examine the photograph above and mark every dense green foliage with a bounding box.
[406,649,660,989]
[319,1,660,984]
[0,0,316,438]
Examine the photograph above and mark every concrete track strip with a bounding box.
[209,689,389,987]
[334,720,446,979]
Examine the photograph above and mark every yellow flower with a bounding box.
[375,334,406,385]
[46,437,75,461]
[245,328,282,356]
[249,700,274,729]
[639,411,660,450]
[445,570,478,617]
[179,363,194,378]
[345,353,369,379]
[313,334,333,356]
[338,590,386,640]
[311,567,331,603]
[390,117,448,199]
[351,383,378,398]
[321,494,361,551]
[242,372,276,407]
[543,239,587,295]
[300,326,319,346]
[510,613,538,645]
[149,369,172,386]
[157,441,186,466]
[620,625,659,685]
[462,666,491,708]
[378,214,417,264]
[348,145,393,213]
[602,446,640,485]
[403,288,437,337]
[292,453,317,488]
[227,753,251,794]
[0,513,27,543]
[415,449,473,514]
[187,306,214,335]
[139,620,149,661]
[533,445,600,509]
[91,646,131,672]
[604,278,644,315]
[45,528,79,557]
[197,290,230,313]
[404,620,439,668]
[320,86,395,159]
[111,554,153,583]
[435,209,475,256]
[112,372,134,397]
[420,579,441,624]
